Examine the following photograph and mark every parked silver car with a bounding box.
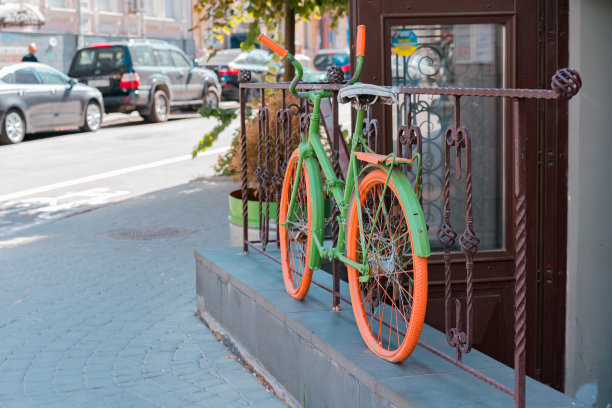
[0,62,104,145]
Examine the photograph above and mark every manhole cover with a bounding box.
[103,226,199,240]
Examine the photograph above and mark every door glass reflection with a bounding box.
[391,24,505,251]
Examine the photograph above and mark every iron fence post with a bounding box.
[240,86,248,253]
[513,97,527,408]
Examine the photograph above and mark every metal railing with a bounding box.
[238,68,581,408]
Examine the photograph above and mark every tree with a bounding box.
[194,0,348,81]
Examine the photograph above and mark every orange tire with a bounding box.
[346,169,428,363]
[279,149,314,300]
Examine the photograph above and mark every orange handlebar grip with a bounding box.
[258,34,288,58]
[356,25,366,57]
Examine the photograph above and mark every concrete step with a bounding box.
[195,247,585,408]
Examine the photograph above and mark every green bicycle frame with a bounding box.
[282,53,430,274]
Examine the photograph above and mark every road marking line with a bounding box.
[0,147,229,202]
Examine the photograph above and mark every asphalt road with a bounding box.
[0,111,239,237]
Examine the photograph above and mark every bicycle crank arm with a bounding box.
[310,233,369,276]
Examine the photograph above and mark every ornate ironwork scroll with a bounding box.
[362,110,379,153]
[273,92,285,247]
[299,98,310,138]
[437,96,480,358]
[398,95,424,205]
[255,89,270,250]
[275,93,302,247]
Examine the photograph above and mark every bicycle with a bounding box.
[259,26,431,363]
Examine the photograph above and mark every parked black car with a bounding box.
[68,39,220,123]
[201,49,281,100]
[0,62,104,145]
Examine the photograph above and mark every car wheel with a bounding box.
[81,101,102,132]
[0,109,25,145]
[146,90,169,123]
[203,89,219,108]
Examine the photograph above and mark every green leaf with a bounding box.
[193,106,239,158]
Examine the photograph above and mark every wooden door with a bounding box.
[349,0,568,390]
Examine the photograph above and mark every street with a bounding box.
[0,111,237,237]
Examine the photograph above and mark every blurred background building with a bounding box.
[0,0,195,71]
[1,0,348,73]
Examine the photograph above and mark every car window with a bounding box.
[296,56,314,69]
[333,53,349,67]
[70,46,128,76]
[170,50,191,68]
[153,49,173,67]
[0,72,15,83]
[131,46,155,66]
[244,50,272,65]
[203,49,242,65]
[14,68,41,84]
[314,53,349,71]
[36,67,68,85]
[313,54,332,71]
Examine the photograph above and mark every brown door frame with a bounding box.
[535,0,569,391]
[349,0,568,390]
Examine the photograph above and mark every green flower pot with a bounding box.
[228,188,332,229]
[229,189,277,228]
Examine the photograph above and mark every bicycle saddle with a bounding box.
[338,83,398,110]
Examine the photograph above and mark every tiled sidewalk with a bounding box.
[0,179,286,408]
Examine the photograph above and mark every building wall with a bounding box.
[0,0,195,71]
[296,16,349,59]
[566,1,612,407]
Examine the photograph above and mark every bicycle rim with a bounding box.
[346,169,428,362]
[279,150,314,299]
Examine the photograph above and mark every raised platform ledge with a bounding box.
[195,247,586,408]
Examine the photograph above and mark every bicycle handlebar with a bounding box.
[356,25,365,57]
[258,34,288,58]
[259,33,308,98]
[258,26,367,97]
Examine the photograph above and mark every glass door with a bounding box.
[390,24,506,252]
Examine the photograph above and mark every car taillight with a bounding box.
[219,67,240,76]
[119,72,140,89]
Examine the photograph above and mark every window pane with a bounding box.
[170,51,190,68]
[14,68,40,84]
[36,68,67,85]
[48,0,71,8]
[97,0,117,11]
[0,73,15,83]
[391,24,505,251]
[153,49,172,67]
[70,46,127,75]
[131,46,155,66]
[165,0,175,18]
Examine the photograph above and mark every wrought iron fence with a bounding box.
[238,68,581,408]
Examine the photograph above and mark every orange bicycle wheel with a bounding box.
[279,149,314,300]
[346,169,428,363]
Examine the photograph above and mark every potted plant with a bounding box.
[193,90,302,230]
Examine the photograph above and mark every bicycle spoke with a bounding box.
[353,175,423,353]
